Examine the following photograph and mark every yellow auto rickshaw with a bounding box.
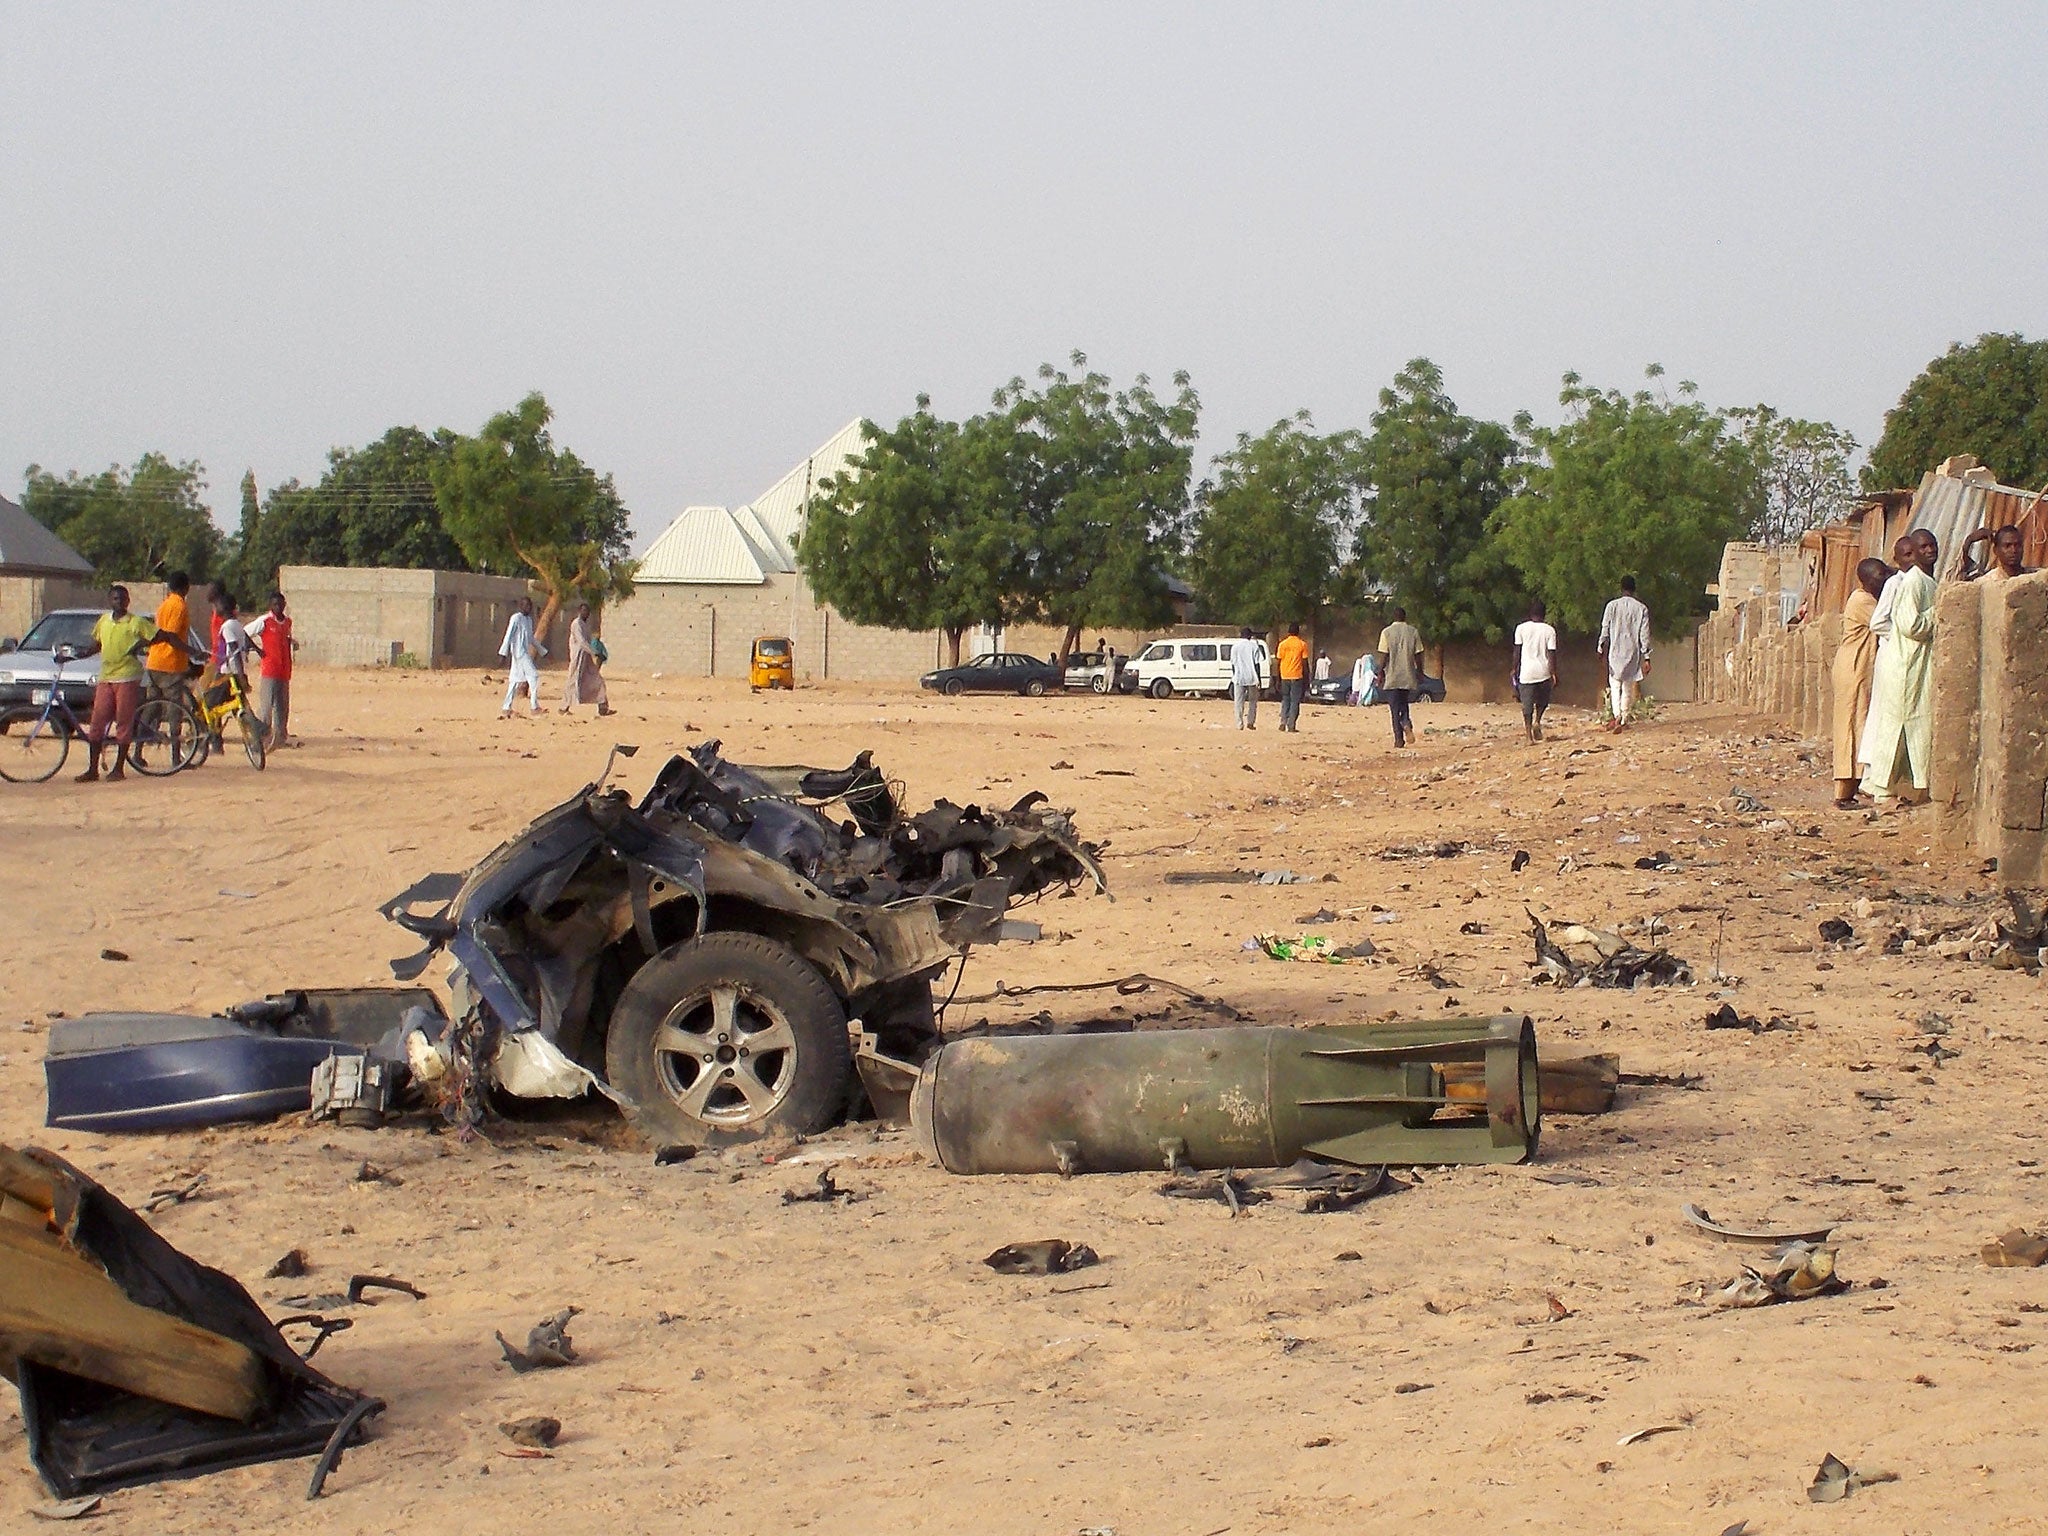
[750,635,794,691]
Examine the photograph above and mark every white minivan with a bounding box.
[1124,636,1268,699]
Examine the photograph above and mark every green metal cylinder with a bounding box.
[911,1016,1539,1174]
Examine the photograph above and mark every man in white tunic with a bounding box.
[1228,627,1262,730]
[499,597,543,718]
[1858,531,1938,806]
[1596,575,1652,730]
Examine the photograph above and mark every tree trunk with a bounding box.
[533,585,563,655]
[1058,623,1082,669]
[945,626,964,667]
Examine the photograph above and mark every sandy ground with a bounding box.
[2,665,2045,1534]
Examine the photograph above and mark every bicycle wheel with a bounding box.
[237,710,267,771]
[130,697,202,776]
[0,707,69,784]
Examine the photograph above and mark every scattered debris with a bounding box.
[265,1248,311,1279]
[1982,1228,2048,1268]
[1683,1204,1837,1246]
[353,1160,403,1187]
[1392,1381,1433,1394]
[98,950,128,963]
[1294,907,1339,924]
[1458,920,1487,935]
[496,1307,581,1372]
[653,1145,697,1166]
[28,1496,103,1521]
[914,1017,1540,1174]
[949,974,1242,1021]
[1377,840,1467,861]
[1509,850,1531,873]
[1618,1423,1687,1446]
[499,1416,562,1449]
[0,1144,376,1497]
[1164,870,1260,886]
[140,1173,208,1213]
[1158,1161,1392,1215]
[781,1168,859,1205]
[1807,1452,1898,1503]
[1255,869,1323,885]
[1818,918,1855,944]
[1727,786,1767,815]
[1711,1242,1848,1308]
[1619,1069,1705,1090]
[982,1240,1099,1275]
[1703,1004,1793,1034]
[1632,851,1680,871]
[1528,911,1691,989]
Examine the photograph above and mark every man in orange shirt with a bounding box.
[145,570,198,704]
[1276,623,1311,732]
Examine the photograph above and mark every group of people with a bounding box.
[1228,610,1427,746]
[71,571,298,782]
[1827,522,2031,812]
[497,598,612,719]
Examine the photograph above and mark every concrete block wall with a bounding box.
[0,575,105,642]
[605,575,942,683]
[279,566,563,669]
[1933,572,2048,883]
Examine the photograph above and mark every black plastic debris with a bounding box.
[780,1167,859,1205]
[1509,850,1531,873]
[1818,918,1854,944]
[1704,1004,1793,1034]
[1633,851,1680,872]
[983,1240,1099,1275]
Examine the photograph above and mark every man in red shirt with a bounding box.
[246,591,299,747]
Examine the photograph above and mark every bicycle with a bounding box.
[152,669,266,772]
[0,652,87,784]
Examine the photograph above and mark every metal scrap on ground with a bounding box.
[1528,910,1692,988]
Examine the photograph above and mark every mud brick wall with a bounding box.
[0,575,111,642]
[1696,601,1833,738]
[1933,572,2048,883]
[605,575,942,683]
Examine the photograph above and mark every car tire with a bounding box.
[1091,676,1107,694]
[943,678,965,697]
[604,932,852,1146]
[1024,678,1047,698]
[1149,678,1172,700]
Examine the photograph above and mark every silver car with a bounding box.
[0,609,102,712]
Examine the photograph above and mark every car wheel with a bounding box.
[1149,678,1172,700]
[943,678,965,697]
[604,932,852,1145]
[1091,676,1107,694]
[1024,678,1047,697]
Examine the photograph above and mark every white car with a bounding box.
[1124,637,1268,699]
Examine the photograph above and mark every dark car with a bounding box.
[919,652,1064,698]
[1307,670,1448,706]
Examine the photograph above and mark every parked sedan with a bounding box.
[919,653,1065,698]
[0,609,102,713]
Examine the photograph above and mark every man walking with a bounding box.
[1376,607,1424,748]
[560,602,613,716]
[1859,532,1938,809]
[246,591,298,747]
[1229,626,1262,730]
[1597,576,1652,730]
[71,585,155,783]
[1512,599,1558,743]
[1276,623,1310,732]
[499,597,544,717]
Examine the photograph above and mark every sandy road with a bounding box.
[1,665,2041,1534]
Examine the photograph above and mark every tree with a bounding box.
[1354,358,1523,643]
[1493,369,1758,635]
[992,354,1198,660]
[432,393,635,634]
[1188,413,1366,632]
[799,403,1018,666]
[21,454,220,583]
[1865,333,2048,491]
[1727,406,1859,544]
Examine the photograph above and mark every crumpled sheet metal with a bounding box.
[1528,910,1691,989]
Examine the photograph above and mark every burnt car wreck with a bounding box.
[381,742,1106,1145]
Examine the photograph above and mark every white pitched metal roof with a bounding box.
[637,420,868,584]
[0,494,94,576]
[636,505,769,585]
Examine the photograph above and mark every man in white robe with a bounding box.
[499,597,543,718]
[1859,532,1938,805]
[1597,576,1652,729]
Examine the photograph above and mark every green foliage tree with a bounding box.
[21,454,220,583]
[799,403,1016,666]
[1493,369,1758,635]
[1726,406,1859,544]
[992,354,1198,660]
[1188,413,1366,632]
[432,393,635,634]
[1864,333,2048,491]
[1354,358,1523,643]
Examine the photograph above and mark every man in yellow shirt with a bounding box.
[1276,623,1311,732]
[145,570,198,704]
[73,585,156,782]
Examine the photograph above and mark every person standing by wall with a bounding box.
[560,602,613,717]
[1276,623,1311,732]
[144,571,197,708]
[1959,523,2033,582]
[1228,626,1262,730]
[498,597,543,718]
[71,585,154,783]
[1314,650,1332,684]
[1859,532,1938,809]
[1829,559,1888,809]
[1597,576,1652,730]
[1512,600,1558,743]
[1376,607,1424,748]
[245,592,298,747]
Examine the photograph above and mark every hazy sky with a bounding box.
[6,4,2045,548]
